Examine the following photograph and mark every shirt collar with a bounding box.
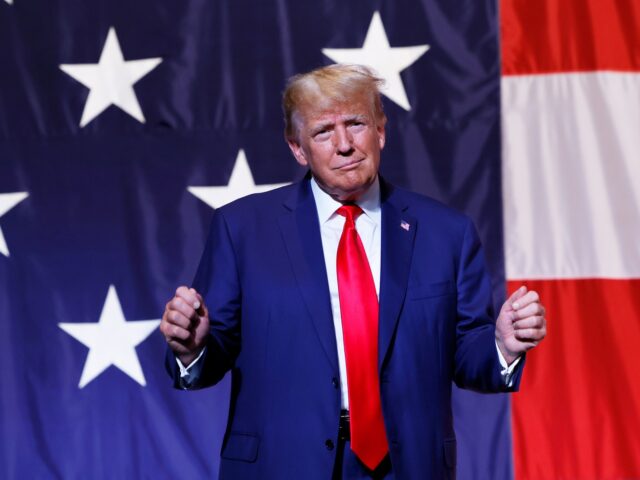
[310,175,381,225]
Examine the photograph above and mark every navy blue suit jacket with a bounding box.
[167,176,523,479]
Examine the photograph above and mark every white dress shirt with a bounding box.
[310,176,381,410]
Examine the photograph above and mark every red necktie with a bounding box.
[336,205,388,470]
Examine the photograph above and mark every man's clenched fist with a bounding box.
[496,285,547,365]
[160,286,210,366]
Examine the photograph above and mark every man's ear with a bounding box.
[287,138,308,166]
[377,116,387,150]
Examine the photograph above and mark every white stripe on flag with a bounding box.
[502,72,640,279]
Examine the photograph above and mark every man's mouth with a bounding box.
[334,158,364,170]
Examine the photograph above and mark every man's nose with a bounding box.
[334,126,353,155]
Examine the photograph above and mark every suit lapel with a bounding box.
[277,179,338,371]
[378,181,416,370]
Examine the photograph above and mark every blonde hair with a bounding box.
[283,64,386,140]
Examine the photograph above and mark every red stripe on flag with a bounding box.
[501,0,640,75]
[509,279,640,479]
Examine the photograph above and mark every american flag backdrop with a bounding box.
[0,0,637,479]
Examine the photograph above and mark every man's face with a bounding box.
[287,93,386,202]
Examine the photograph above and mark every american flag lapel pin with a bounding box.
[400,220,410,231]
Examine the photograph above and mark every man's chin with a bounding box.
[328,179,376,202]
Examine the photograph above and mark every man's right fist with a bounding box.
[160,286,210,366]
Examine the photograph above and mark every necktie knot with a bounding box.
[337,204,363,225]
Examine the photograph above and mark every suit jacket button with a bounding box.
[332,377,339,389]
[325,439,334,450]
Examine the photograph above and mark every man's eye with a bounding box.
[313,130,331,140]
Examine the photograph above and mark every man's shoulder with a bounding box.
[216,180,301,217]
[386,183,469,225]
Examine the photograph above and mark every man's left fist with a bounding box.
[496,286,547,365]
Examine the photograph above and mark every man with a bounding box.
[160,64,546,479]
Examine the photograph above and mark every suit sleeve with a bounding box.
[166,208,242,389]
[453,218,524,392]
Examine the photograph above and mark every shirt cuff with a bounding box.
[176,347,206,378]
[495,341,521,387]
